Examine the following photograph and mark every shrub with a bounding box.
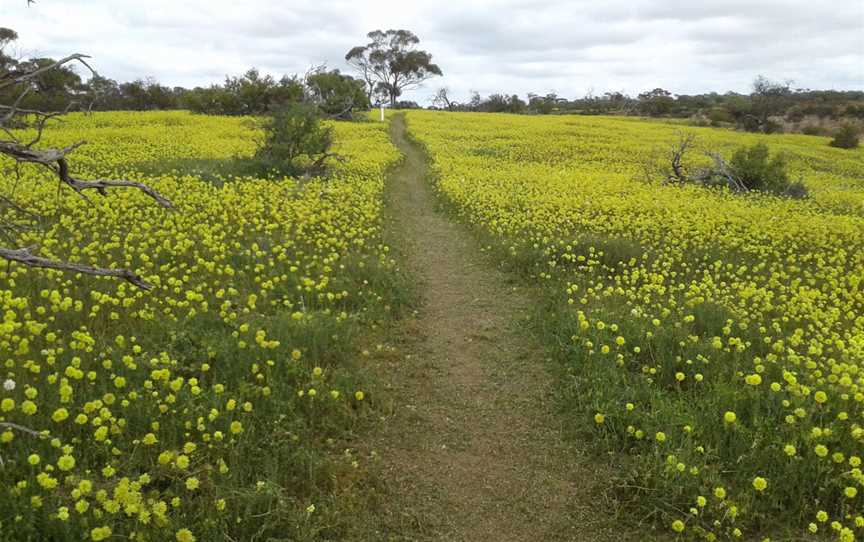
[728,143,789,193]
[655,135,808,199]
[737,115,762,133]
[254,103,335,177]
[829,123,860,149]
[707,107,733,126]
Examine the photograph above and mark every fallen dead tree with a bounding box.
[646,132,807,198]
[1,49,173,289]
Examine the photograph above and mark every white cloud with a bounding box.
[3,0,863,105]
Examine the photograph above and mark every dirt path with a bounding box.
[355,115,623,542]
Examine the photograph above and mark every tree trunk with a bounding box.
[388,73,400,108]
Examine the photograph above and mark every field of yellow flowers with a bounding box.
[0,111,405,541]
[405,111,864,540]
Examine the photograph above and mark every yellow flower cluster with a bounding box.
[0,111,399,540]
[405,110,864,539]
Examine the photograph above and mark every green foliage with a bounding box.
[183,69,304,115]
[0,27,16,47]
[183,68,371,119]
[306,69,370,119]
[783,180,809,199]
[471,92,527,114]
[345,29,442,107]
[116,78,179,110]
[655,136,808,199]
[741,75,792,133]
[829,123,860,149]
[527,93,561,115]
[728,143,790,193]
[1,57,85,112]
[134,107,343,183]
[0,26,18,70]
[637,88,675,116]
[254,103,334,177]
[698,142,808,198]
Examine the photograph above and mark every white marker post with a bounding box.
[379,105,385,122]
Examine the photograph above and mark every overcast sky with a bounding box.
[4,0,863,104]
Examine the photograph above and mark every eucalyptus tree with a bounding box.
[345,29,442,107]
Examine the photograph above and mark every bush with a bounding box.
[720,143,808,198]
[736,115,762,133]
[728,143,789,193]
[829,123,860,149]
[254,103,335,177]
[656,135,808,199]
[707,107,733,126]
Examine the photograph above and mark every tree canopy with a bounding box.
[345,29,442,108]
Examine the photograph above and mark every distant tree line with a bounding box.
[430,77,864,137]
[0,63,370,119]
[3,23,859,140]
[0,27,371,119]
[180,67,369,118]
[1,26,449,120]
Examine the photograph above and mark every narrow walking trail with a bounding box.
[358,115,620,541]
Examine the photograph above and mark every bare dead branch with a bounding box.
[644,133,749,193]
[668,132,696,183]
[0,87,30,126]
[431,87,456,111]
[64,177,175,208]
[706,152,748,192]
[0,420,47,467]
[0,53,95,91]
[0,421,46,438]
[326,101,355,120]
[0,192,40,219]
[305,152,345,178]
[0,44,172,290]
[0,139,83,163]
[0,246,153,289]
[0,140,174,208]
[26,102,79,147]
